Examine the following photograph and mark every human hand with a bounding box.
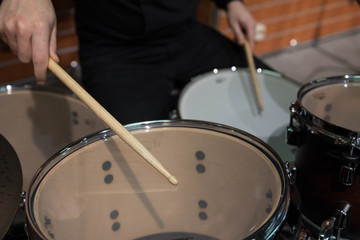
[226,0,257,50]
[0,0,59,83]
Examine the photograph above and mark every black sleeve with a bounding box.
[212,0,242,9]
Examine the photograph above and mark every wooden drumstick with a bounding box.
[48,58,178,185]
[243,37,264,112]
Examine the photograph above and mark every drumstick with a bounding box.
[243,37,264,112]
[48,58,178,185]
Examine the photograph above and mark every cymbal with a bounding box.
[0,134,22,239]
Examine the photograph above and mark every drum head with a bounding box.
[0,83,106,192]
[178,68,300,163]
[26,120,289,240]
[299,76,360,132]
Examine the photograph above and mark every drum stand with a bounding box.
[4,192,28,240]
[317,202,351,240]
[285,161,352,240]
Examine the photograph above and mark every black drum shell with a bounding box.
[295,126,360,239]
[288,75,360,239]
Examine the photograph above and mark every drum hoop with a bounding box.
[25,120,290,240]
[24,127,112,240]
[292,75,360,149]
[0,81,77,99]
[186,67,296,83]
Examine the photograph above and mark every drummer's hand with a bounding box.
[0,0,59,83]
[226,0,257,50]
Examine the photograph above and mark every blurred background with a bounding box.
[0,0,359,85]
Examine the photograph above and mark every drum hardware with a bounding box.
[298,230,313,240]
[284,161,297,185]
[286,75,360,240]
[319,218,336,240]
[276,199,304,240]
[18,191,26,208]
[169,109,179,120]
[327,148,360,186]
[288,100,360,187]
[287,102,348,148]
[3,191,28,239]
[286,102,301,146]
[287,103,360,150]
[318,202,351,240]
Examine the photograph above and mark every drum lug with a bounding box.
[318,201,351,240]
[287,103,301,146]
[169,109,180,120]
[287,124,301,146]
[319,217,336,240]
[285,161,297,185]
[19,191,26,208]
[339,165,356,187]
[327,147,360,186]
[298,230,314,240]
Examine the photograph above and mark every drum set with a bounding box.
[1,68,359,240]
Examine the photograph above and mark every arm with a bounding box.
[214,0,257,50]
[0,0,59,82]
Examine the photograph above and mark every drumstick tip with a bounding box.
[259,104,264,112]
[168,175,178,185]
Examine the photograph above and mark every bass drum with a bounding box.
[288,75,360,239]
[178,68,300,163]
[26,120,292,240]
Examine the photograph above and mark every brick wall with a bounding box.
[200,0,360,55]
[1,0,359,84]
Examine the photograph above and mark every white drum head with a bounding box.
[179,68,300,163]
[26,121,289,240]
[0,84,106,191]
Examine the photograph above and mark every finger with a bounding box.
[16,22,32,63]
[237,31,245,46]
[245,24,256,50]
[49,25,59,62]
[0,31,8,44]
[32,26,51,82]
[231,21,245,46]
[3,21,19,55]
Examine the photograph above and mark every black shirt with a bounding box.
[75,0,234,43]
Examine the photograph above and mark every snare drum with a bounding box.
[26,120,290,240]
[178,68,300,163]
[287,75,360,239]
[0,83,106,192]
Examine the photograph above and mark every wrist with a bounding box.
[225,0,245,11]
